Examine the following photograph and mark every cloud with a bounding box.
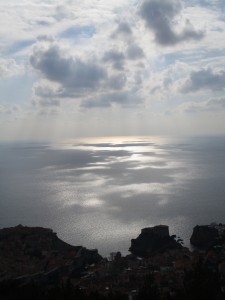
[147,60,191,99]
[53,5,74,21]
[60,25,96,39]
[36,20,51,27]
[33,81,61,98]
[176,97,225,113]
[102,50,125,70]
[107,74,127,90]
[111,22,133,39]
[31,82,61,114]
[0,104,21,115]
[81,95,111,108]
[196,0,225,10]
[33,72,127,106]
[82,90,142,108]
[32,82,61,108]
[8,39,34,54]
[0,58,24,78]
[181,68,225,93]
[206,97,225,110]
[127,44,145,60]
[35,98,61,108]
[30,42,140,108]
[116,22,133,36]
[37,35,55,42]
[30,43,107,93]
[139,0,204,46]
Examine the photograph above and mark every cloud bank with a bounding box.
[0,0,225,138]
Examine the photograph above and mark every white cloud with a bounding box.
[0,58,24,78]
[1,0,225,138]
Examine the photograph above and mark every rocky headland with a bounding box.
[0,224,102,278]
[129,225,183,257]
[190,223,225,249]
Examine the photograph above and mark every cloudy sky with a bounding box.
[0,0,225,140]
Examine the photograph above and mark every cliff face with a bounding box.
[190,225,219,249]
[0,225,102,278]
[129,225,182,258]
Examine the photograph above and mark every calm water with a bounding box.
[0,136,225,256]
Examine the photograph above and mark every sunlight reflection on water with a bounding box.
[0,136,225,256]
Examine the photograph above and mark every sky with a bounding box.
[0,0,225,140]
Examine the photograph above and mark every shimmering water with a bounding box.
[0,136,225,256]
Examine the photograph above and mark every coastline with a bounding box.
[0,223,225,299]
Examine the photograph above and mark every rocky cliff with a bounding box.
[129,225,183,257]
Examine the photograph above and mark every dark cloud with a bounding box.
[102,50,125,70]
[30,42,146,108]
[181,68,225,93]
[140,0,204,46]
[127,44,145,60]
[30,44,107,92]
[30,43,140,108]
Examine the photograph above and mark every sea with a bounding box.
[0,135,224,256]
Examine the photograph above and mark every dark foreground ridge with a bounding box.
[0,224,225,300]
[0,225,102,277]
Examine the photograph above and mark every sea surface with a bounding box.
[0,136,225,256]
